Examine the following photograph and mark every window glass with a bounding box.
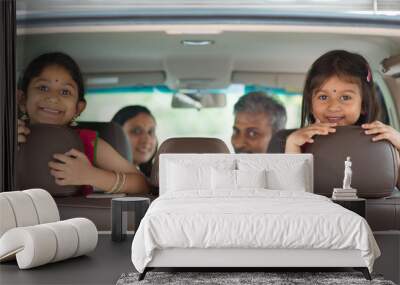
[79,84,302,150]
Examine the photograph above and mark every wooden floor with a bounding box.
[0,234,134,285]
[1,233,398,285]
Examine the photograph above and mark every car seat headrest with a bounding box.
[17,124,85,197]
[303,125,398,198]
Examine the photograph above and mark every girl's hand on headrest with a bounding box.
[17,119,30,144]
[285,122,337,153]
[362,121,400,150]
[48,148,94,186]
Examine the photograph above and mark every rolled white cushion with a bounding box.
[23,189,59,223]
[42,221,79,262]
[0,191,39,227]
[0,189,59,239]
[0,226,57,269]
[0,196,17,237]
[66,218,98,257]
[0,218,98,269]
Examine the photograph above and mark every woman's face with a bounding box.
[122,113,157,165]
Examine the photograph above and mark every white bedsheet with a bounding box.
[131,190,380,273]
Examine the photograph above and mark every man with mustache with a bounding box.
[231,92,287,153]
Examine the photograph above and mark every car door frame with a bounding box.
[0,0,17,192]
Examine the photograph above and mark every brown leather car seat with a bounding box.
[77,121,132,162]
[15,123,141,230]
[267,129,296,153]
[150,137,230,189]
[16,124,84,197]
[303,125,398,198]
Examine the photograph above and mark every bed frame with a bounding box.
[138,154,372,281]
[139,248,371,280]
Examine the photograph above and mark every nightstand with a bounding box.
[331,198,366,218]
[111,197,150,242]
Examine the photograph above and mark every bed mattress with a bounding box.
[131,190,380,273]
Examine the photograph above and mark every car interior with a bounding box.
[1,0,400,284]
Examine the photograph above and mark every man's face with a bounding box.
[231,112,272,153]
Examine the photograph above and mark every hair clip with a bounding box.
[366,68,372,83]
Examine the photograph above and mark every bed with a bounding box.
[131,154,380,280]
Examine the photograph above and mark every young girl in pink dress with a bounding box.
[17,52,149,195]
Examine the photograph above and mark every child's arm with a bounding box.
[92,138,149,193]
[17,119,30,144]
[48,138,149,194]
[285,122,337,153]
[362,121,400,188]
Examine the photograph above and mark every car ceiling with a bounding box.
[16,1,400,90]
[16,31,400,90]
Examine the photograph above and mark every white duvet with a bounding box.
[131,190,380,273]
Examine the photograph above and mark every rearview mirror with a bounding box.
[171,90,226,109]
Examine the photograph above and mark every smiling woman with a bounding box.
[112,105,158,178]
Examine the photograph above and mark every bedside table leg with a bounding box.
[112,201,125,242]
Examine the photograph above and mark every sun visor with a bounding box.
[166,56,232,89]
[84,71,166,87]
[232,71,305,92]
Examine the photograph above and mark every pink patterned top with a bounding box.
[76,129,98,195]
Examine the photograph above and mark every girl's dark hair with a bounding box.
[301,50,380,127]
[112,105,157,178]
[19,52,85,102]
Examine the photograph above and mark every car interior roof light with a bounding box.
[166,30,222,35]
[181,40,214,46]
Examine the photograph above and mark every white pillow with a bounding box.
[211,168,237,190]
[266,162,308,191]
[236,169,267,188]
[167,162,211,191]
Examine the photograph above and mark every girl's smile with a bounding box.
[21,65,85,125]
[311,75,362,126]
[37,105,64,117]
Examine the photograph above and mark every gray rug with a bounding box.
[116,271,396,285]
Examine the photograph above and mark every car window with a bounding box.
[79,84,302,151]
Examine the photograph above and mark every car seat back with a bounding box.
[303,125,398,198]
[16,124,84,196]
